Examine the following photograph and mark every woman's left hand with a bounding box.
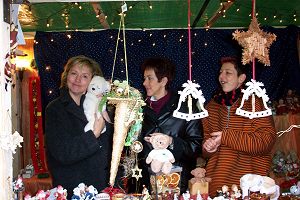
[93,114,105,138]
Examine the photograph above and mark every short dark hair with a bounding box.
[220,56,246,76]
[141,57,176,89]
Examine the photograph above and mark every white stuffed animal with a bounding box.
[240,174,280,200]
[83,76,111,132]
[146,134,175,174]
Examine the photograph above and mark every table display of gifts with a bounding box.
[23,185,67,200]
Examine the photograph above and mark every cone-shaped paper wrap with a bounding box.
[106,81,145,186]
[109,100,130,186]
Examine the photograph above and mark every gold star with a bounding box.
[233,16,276,66]
[131,164,142,181]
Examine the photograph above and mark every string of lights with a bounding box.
[17,1,299,32]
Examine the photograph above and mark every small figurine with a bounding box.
[285,89,294,104]
[85,185,98,199]
[142,185,151,200]
[13,176,25,200]
[276,99,288,115]
[230,184,242,199]
[221,185,230,198]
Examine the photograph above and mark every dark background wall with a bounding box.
[34,25,300,111]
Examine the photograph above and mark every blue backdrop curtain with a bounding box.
[34,25,300,111]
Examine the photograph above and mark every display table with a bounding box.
[272,113,300,157]
[23,175,53,196]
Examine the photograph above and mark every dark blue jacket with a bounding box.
[45,88,112,199]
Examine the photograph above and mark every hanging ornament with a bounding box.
[232,16,276,66]
[173,0,208,121]
[4,22,18,91]
[173,80,208,121]
[0,111,23,154]
[106,2,145,187]
[131,164,142,181]
[232,0,275,119]
[236,79,272,119]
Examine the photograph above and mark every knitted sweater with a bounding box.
[201,96,276,197]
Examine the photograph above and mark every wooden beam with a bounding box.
[192,0,211,28]
[206,0,235,28]
[90,2,110,29]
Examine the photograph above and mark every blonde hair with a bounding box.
[60,55,103,88]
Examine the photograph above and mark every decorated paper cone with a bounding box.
[108,98,139,186]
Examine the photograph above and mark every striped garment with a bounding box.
[201,95,277,197]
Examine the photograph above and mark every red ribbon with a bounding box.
[29,76,47,174]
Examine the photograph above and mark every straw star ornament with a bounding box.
[131,165,142,181]
[233,16,276,66]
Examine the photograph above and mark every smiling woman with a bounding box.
[44,55,112,198]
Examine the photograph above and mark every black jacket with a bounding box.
[139,91,203,193]
[45,88,112,199]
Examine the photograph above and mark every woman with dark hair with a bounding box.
[137,57,203,193]
[45,55,112,199]
[201,57,276,197]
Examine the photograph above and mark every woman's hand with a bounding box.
[203,131,222,153]
[93,113,105,138]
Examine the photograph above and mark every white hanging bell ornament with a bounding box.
[173,80,208,121]
[236,79,272,119]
